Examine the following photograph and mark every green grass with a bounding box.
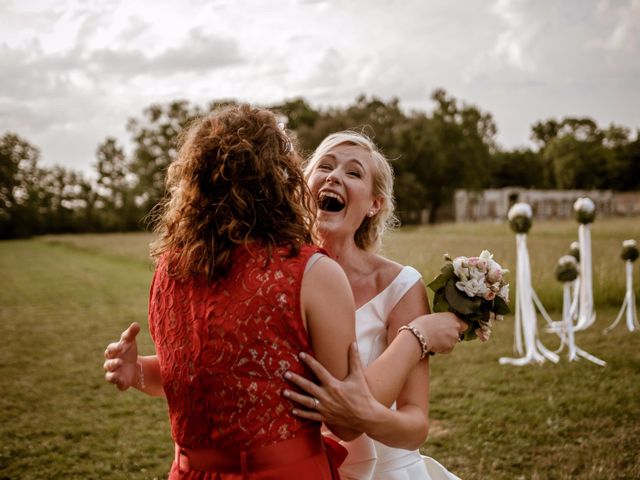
[1,219,639,479]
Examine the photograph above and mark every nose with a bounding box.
[326,171,340,185]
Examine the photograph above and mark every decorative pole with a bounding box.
[604,240,639,334]
[568,241,581,321]
[550,256,606,366]
[499,203,559,366]
[573,197,596,331]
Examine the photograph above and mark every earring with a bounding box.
[368,210,375,217]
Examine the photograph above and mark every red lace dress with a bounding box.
[148,243,343,479]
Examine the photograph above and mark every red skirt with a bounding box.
[169,432,347,480]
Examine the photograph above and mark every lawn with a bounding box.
[0,218,638,479]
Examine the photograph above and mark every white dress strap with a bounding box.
[304,252,326,274]
[369,266,422,319]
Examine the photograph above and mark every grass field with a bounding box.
[1,218,639,479]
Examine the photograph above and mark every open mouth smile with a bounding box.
[318,191,345,212]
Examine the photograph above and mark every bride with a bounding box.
[284,131,462,479]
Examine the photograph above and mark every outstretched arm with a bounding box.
[103,322,165,397]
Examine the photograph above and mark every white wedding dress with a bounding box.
[333,266,461,480]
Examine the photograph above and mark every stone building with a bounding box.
[453,188,639,222]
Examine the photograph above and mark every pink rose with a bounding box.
[475,326,491,342]
[487,268,503,283]
[484,290,496,301]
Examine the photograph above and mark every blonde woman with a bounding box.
[284,131,462,479]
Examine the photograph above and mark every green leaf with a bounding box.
[440,263,454,276]
[427,274,447,292]
[464,327,478,341]
[493,295,511,315]
[432,290,450,313]
[427,264,454,292]
[444,279,482,315]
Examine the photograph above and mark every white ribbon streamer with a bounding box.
[499,234,559,366]
[575,224,596,330]
[603,260,639,334]
[548,282,606,366]
[569,277,580,321]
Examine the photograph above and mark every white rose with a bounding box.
[470,266,486,281]
[487,267,503,284]
[453,256,469,281]
[574,197,595,213]
[475,325,492,342]
[456,278,488,298]
[499,283,510,302]
[558,255,578,268]
[508,203,532,221]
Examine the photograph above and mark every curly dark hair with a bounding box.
[150,104,315,281]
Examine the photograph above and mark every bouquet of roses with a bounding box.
[428,250,510,341]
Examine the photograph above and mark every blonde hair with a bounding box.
[304,131,398,251]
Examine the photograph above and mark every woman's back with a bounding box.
[149,243,321,451]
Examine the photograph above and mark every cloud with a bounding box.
[597,0,640,52]
[464,0,640,85]
[87,29,244,78]
[0,28,243,98]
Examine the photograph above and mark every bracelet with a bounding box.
[398,325,431,360]
[136,358,146,389]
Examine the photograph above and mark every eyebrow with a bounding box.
[318,155,365,170]
[346,159,365,169]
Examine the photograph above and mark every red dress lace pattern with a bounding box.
[148,244,322,453]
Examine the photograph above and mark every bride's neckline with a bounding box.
[355,266,409,311]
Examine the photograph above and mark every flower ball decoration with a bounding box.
[621,239,639,262]
[569,241,580,262]
[508,203,533,234]
[555,255,579,283]
[574,197,596,224]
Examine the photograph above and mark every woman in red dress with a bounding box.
[104,105,464,479]
[106,105,359,479]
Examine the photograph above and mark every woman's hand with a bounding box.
[103,322,140,391]
[283,342,372,433]
[412,312,467,354]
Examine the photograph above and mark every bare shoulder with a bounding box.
[384,258,429,338]
[304,255,346,281]
[301,255,352,302]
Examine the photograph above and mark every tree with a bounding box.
[0,132,42,238]
[95,137,139,230]
[393,89,496,223]
[544,135,611,189]
[292,95,406,157]
[127,100,202,213]
[37,166,89,233]
[272,98,319,131]
[488,149,545,188]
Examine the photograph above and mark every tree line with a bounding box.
[2,89,639,239]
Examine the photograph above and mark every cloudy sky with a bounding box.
[1,0,639,174]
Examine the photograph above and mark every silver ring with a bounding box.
[312,397,320,409]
